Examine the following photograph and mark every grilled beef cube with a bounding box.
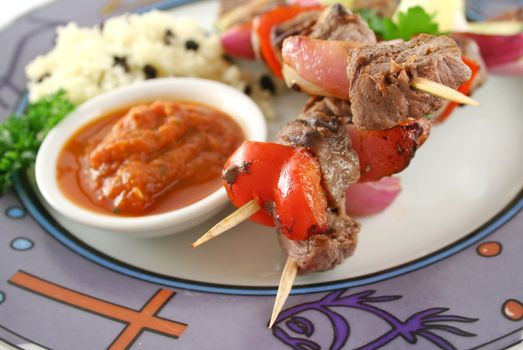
[278,212,360,273]
[347,34,472,130]
[310,4,377,44]
[277,97,359,209]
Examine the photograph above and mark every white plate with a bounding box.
[34,0,523,288]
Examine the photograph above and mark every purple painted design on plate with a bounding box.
[273,289,477,350]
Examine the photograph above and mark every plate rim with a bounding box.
[10,0,523,296]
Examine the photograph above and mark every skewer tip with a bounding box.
[268,257,298,328]
[191,239,204,249]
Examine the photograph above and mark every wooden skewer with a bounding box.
[412,78,480,106]
[192,201,298,328]
[192,199,261,248]
[268,257,298,328]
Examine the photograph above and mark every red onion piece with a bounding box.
[220,22,256,60]
[282,64,334,97]
[462,32,523,74]
[345,177,402,216]
[282,35,351,99]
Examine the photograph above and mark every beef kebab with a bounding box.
[193,4,478,326]
[221,2,485,123]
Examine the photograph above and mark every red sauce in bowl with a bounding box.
[56,100,244,216]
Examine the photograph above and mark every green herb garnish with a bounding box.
[0,91,75,193]
[358,6,440,41]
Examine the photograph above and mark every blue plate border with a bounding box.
[10,0,523,296]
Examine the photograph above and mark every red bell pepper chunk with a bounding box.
[348,118,431,183]
[222,141,328,240]
[223,141,295,226]
[253,5,322,78]
[220,21,256,60]
[434,56,480,124]
[275,149,328,240]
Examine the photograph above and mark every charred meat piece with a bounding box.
[276,97,361,273]
[277,97,359,209]
[278,211,360,273]
[310,4,377,44]
[347,34,472,129]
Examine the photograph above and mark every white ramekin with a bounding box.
[35,78,267,238]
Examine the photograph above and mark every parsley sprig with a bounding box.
[0,91,75,193]
[358,6,440,41]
